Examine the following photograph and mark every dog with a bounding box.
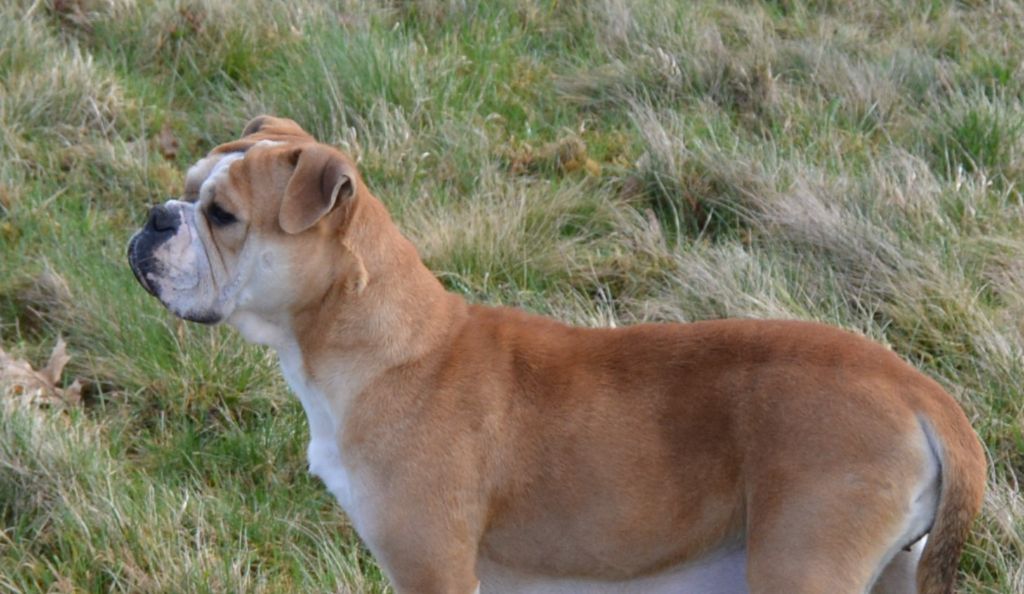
[128,116,986,594]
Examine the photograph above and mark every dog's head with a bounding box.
[127,116,367,334]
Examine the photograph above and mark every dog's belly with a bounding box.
[477,546,748,594]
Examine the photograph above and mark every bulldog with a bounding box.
[128,116,986,594]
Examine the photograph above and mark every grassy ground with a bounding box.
[1,0,1022,591]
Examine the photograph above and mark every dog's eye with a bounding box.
[208,202,237,226]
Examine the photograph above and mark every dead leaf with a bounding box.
[63,378,83,406]
[50,0,94,32]
[0,182,13,211]
[178,6,205,33]
[48,575,82,594]
[41,336,71,386]
[157,122,180,162]
[503,134,602,177]
[0,336,83,408]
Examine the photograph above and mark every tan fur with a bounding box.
[915,408,987,594]
[144,116,988,593]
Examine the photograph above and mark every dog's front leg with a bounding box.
[371,530,480,594]
[362,493,483,594]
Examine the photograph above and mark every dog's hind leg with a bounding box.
[871,536,926,594]
[744,482,908,593]
[744,439,937,594]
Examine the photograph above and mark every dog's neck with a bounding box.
[230,192,468,387]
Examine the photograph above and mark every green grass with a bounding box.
[1,0,1023,591]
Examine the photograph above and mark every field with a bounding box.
[1,0,1023,591]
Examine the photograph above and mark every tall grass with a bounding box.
[1,0,1022,591]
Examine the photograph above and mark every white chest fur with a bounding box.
[277,346,360,516]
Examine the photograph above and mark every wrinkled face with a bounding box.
[127,150,251,323]
[127,116,358,330]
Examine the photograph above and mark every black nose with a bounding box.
[146,205,177,233]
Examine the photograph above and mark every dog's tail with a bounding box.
[915,409,986,594]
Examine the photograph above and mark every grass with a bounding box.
[1,0,1022,591]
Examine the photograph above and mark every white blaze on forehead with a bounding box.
[184,140,283,200]
[198,152,246,202]
[184,155,223,198]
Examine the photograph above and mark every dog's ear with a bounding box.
[279,145,357,234]
[242,115,273,137]
[241,115,312,140]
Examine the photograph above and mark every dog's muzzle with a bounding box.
[127,204,179,297]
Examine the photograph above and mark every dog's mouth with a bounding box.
[127,233,158,297]
[126,229,225,326]
[180,309,222,325]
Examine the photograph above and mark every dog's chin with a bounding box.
[127,233,159,297]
